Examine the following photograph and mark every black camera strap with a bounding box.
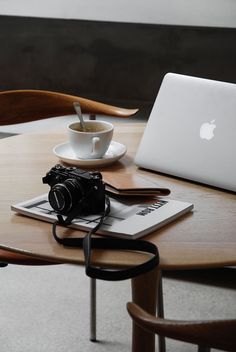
[52,196,159,281]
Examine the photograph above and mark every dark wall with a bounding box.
[0,15,236,111]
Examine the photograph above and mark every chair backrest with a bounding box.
[127,302,236,352]
[0,90,138,125]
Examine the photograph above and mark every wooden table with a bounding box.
[0,122,236,352]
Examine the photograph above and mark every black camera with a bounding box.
[43,164,105,215]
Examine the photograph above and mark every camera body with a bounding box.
[43,164,105,215]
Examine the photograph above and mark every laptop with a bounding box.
[135,73,236,192]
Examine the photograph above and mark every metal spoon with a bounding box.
[73,102,86,131]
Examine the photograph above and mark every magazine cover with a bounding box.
[11,194,193,239]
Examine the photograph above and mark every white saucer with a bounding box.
[53,140,127,167]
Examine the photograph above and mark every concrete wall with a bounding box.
[0,2,235,113]
[1,15,235,110]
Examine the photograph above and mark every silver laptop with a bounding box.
[135,73,236,192]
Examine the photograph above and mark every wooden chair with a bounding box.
[0,89,138,341]
[127,302,236,352]
[0,89,138,124]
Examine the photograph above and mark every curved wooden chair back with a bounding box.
[0,89,138,125]
[127,302,236,352]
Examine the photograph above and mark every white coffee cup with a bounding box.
[68,120,114,159]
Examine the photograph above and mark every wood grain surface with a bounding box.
[0,123,235,269]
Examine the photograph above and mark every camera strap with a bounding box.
[52,196,159,281]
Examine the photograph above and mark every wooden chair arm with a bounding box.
[0,90,139,125]
[0,249,59,265]
[127,302,236,351]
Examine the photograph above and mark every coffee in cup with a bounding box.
[68,120,114,159]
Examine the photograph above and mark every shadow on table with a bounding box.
[0,132,18,139]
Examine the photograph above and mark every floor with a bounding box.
[0,264,235,352]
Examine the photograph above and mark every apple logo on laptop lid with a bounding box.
[200,120,216,140]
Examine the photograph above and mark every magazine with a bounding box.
[11,194,193,240]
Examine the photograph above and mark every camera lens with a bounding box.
[48,178,84,214]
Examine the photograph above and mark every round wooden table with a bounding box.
[0,123,235,352]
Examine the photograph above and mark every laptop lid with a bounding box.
[135,73,236,192]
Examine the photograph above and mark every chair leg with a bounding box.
[89,275,163,347]
[90,277,97,342]
[198,346,211,352]
[157,270,166,352]
[88,116,99,342]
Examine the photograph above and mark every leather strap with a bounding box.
[52,196,159,281]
